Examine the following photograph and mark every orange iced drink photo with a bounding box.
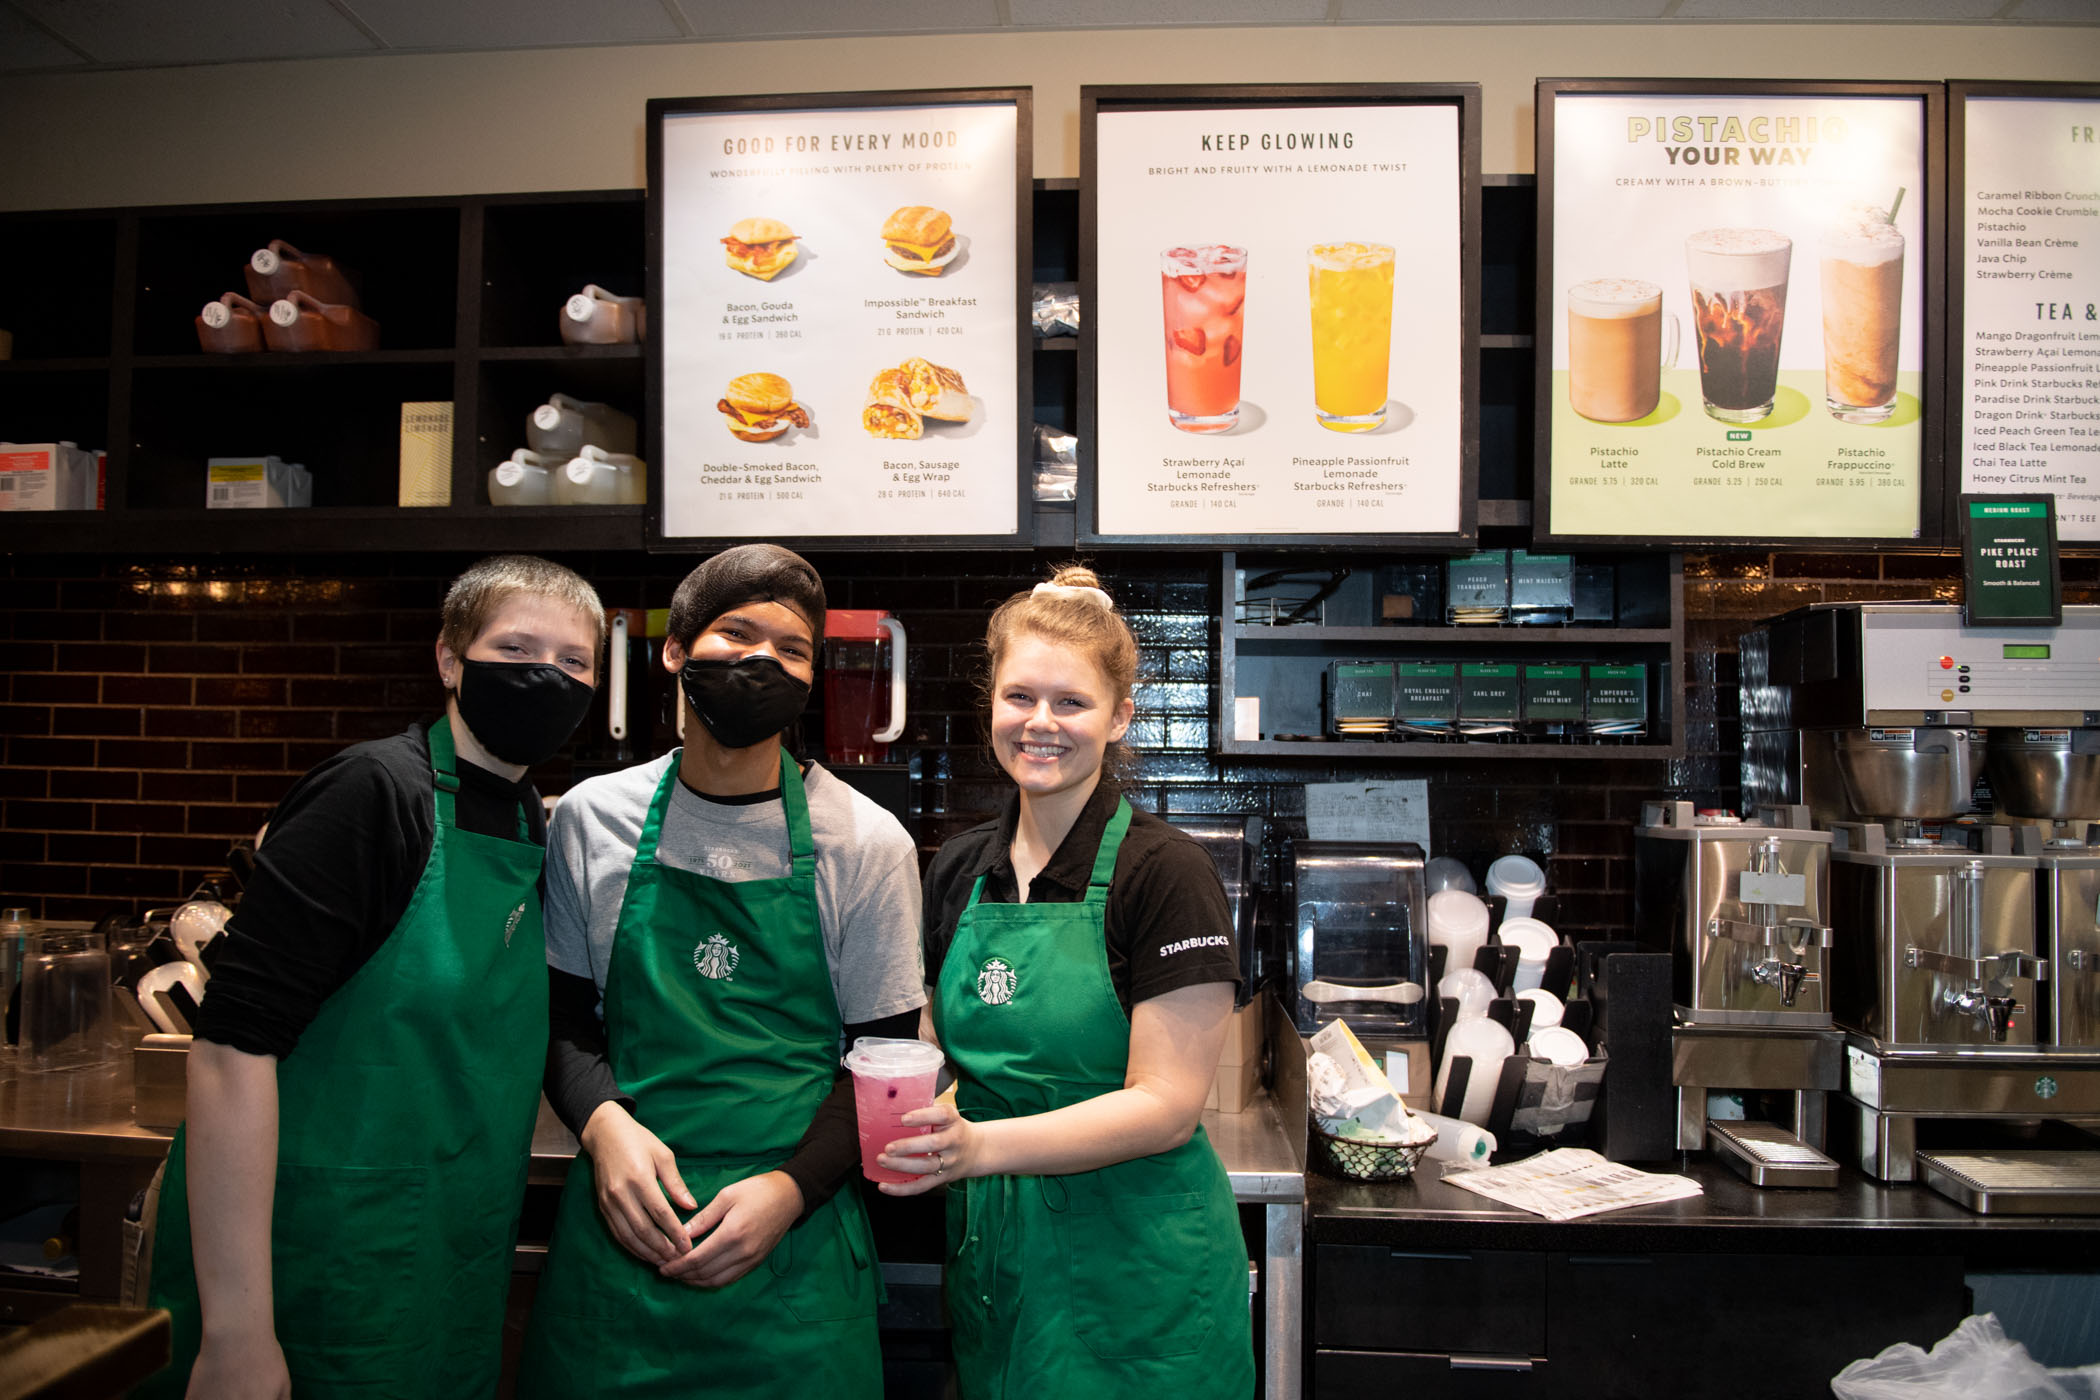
[1819,204,1904,424]
[1308,241,1395,433]
[1160,244,1248,433]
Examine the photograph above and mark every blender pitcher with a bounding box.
[823,610,907,765]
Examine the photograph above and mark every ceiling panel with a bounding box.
[675,0,1003,37]
[11,0,375,65]
[345,0,687,50]
[1343,0,1672,17]
[1674,0,2003,16]
[2003,0,2100,19]
[0,5,85,69]
[1009,0,1330,26]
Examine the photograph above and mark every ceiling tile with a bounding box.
[0,6,85,69]
[1009,0,1329,25]
[1342,0,1670,17]
[677,0,1002,37]
[1674,0,2002,17]
[11,0,376,65]
[2004,0,2100,19]
[344,0,686,50]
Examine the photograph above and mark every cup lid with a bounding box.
[1497,916,1559,963]
[843,1037,943,1075]
[1486,854,1546,896]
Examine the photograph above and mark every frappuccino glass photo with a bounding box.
[1819,204,1904,424]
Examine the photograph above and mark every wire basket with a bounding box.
[1310,1123,1437,1182]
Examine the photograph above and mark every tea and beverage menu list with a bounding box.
[1960,94,2100,543]
[657,101,1019,540]
[1547,91,1927,541]
[1090,103,1464,537]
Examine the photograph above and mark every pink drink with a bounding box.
[1160,245,1248,433]
[844,1037,945,1184]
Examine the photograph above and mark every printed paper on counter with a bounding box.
[656,99,1020,540]
[1545,89,1929,542]
[1091,102,1466,538]
[1959,93,2100,543]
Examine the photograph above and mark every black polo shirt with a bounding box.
[921,780,1242,1012]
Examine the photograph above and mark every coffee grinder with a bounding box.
[1634,801,1842,1185]
[1741,604,2100,1202]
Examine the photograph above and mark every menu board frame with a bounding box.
[1076,83,1482,549]
[1534,77,1949,550]
[1948,80,2100,549]
[644,88,1034,552]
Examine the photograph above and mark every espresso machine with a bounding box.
[1741,604,2100,1205]
[1634,801,1842,1184]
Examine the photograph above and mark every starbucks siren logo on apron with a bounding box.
[976,956,1017,1005]
[504,900,529,946]
[693,932,741,980]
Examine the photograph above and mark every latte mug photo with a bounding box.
[1566,277,1678,423]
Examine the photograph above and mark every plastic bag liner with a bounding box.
[1832,1314,2100,1400]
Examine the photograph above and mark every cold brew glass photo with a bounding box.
[1566,277,1678,423]
[1308,241,1395,433]
[1819,206,1904,424]
[1161,245,1248,433]
[1685,228,1791,424]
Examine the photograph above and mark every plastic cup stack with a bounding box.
[1486,854,1546,920]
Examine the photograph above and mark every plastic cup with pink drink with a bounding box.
[844,1037,947,1184]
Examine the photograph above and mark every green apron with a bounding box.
[517,750,880,1400]
[934,797,1254,1400]
[144,716,550,1398]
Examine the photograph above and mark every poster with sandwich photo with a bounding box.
[651,91,1027,544]
[1084,86,1478,544]
[1540,81,1937,545]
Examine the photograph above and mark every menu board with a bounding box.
[648,91,1028,547]
[1082,86,1477,545]
[1956,87,2100,543]
[1540,82,1935,545]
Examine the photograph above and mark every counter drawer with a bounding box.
[1314,1244,1546,1355]
[1316,1347,1547,1397]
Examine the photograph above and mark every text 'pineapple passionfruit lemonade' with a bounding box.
[1308,241,1396,433]
[1160,244,1249,433]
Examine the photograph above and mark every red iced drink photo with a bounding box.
[1685,228,1792,424]
[1160,244,1249,433]
[843,1036,945,1184]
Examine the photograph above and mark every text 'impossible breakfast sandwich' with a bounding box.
[880,206,959,276]
[722,218,800,281]
[719,372,810,442]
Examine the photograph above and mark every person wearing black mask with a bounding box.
[142,554,604,1400]
[521,544,923,1400]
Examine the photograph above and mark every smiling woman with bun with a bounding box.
[878,564,1254,1399]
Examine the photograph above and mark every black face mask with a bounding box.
[452,658,595,768]
[679,655,810,750]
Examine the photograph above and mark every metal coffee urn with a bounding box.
[1740,604,2100,1209]
[1634,801,1842,1186]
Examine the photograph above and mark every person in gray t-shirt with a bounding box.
[523,546,921,1398]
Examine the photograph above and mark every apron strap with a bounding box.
[428,715,461,827]
[633,749,684,864]
[779,749,816,880]
[1086,797,1133,902]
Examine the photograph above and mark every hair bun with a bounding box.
[1050,564,1103,591]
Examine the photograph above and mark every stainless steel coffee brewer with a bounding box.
[1634,801,1843,1184]
[1741,604,2100,1203]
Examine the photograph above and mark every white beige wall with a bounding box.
[2,23,2096,210]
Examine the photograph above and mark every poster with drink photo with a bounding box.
[1086,93,1472,542]
[649,93,1026,545]
[1957,88,2100,544]
[1542,86,1931,543]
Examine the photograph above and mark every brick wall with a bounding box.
[5,547,2096,935]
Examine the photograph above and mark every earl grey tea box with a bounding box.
[1459,662,1520,722]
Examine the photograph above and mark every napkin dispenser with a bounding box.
[1289,839,1428,1038]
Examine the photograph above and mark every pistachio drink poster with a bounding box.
[1091,103,1464,537]
[1547,92,1927,541]
[1960,94,2100,543]
[657,100,1019,539]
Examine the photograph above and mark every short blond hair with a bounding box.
[439,555,605,658]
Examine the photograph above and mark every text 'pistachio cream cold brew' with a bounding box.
[1739,605,2100,1190]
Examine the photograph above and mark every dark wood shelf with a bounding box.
[0,358,111,374]
[0,505,643,553]
[1219,738,1677,760]
[1033,338,1077,352]
[1231,624,1673,646]
[131,349,457,370]
[477,344,644,363]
